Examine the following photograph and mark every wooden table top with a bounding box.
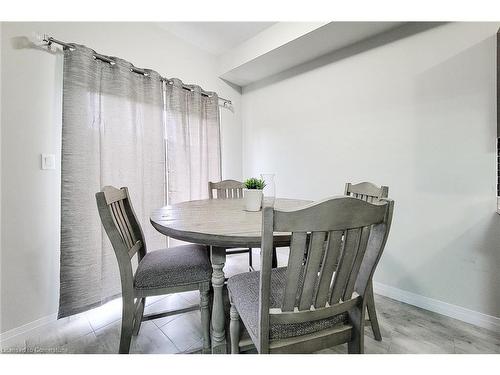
[150,198,311,248]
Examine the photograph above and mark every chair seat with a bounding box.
[134,244,212,290]
[228,267,348,341]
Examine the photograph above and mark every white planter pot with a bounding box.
[244,189,263,211]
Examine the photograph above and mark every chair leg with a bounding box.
[132,297,145,336]
[272,247,278,268]
[200,287,211,354]
[248,248,254,271]
[119,298,135,354]
[229,303,240,354]
[347,303,365,354]
[366,280,382,341]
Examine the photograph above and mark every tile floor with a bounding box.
[1,249,500,354]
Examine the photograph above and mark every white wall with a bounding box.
[242,22,500,320]
[0,22,242,334]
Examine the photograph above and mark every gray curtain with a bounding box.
[59,46,165,318]
[59,45,221,318]
[165,78,221,205]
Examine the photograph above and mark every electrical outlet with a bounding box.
[41,154,56,170]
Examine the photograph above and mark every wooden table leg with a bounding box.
[210,246,227,354]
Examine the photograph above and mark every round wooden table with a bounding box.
[150,198,310,353]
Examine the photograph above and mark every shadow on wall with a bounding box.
[244,22,447,94]
[410,32,500,316]
[414,34,496,195]
[9,35,60,55]
[377,32,500,319]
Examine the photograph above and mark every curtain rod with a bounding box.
[41,35,233,106]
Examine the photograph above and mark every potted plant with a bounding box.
[243,177,266,211]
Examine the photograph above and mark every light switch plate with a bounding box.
[41,153,56,170]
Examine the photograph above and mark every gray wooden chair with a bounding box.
[345,181,389,341]
[95,186,212,354]
[228,196,394,354]
[209,180,277,270]
[344,181,389,203]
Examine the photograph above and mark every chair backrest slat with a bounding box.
[314,230,343,307]
[209,180,244,200]
[342,225,371,301]
[111,201,134,249]
[257,196,394,352]
[109,202,129,247]
[118,201,134,248]
[298,231,327,310]
[329,227,362,305]
[119,200,138,244]
[108,202,125,244]
[281,232,308,311]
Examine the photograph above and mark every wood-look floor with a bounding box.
[1,249,499,354]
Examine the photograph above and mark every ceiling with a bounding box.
[155,22,276,56]
[220,22,407,86]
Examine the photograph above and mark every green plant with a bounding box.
[243,177,266,190]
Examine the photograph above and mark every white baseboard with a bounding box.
[373,281,500,334]
[0,313,57,343]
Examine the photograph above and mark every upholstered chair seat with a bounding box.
[228,267,348,341]
[134,244,212,290]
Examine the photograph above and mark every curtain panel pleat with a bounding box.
[59,46,220,318]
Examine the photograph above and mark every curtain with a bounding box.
[59,46,166,318]
[59,46,222,318]
[165,78,221,204]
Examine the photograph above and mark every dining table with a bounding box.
[150,197,311,353]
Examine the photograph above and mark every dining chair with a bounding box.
[209,180,277,270]
[344,181,389,203]
[96,186,212,354]
[228,196,394,354]
[345,181,389,341]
